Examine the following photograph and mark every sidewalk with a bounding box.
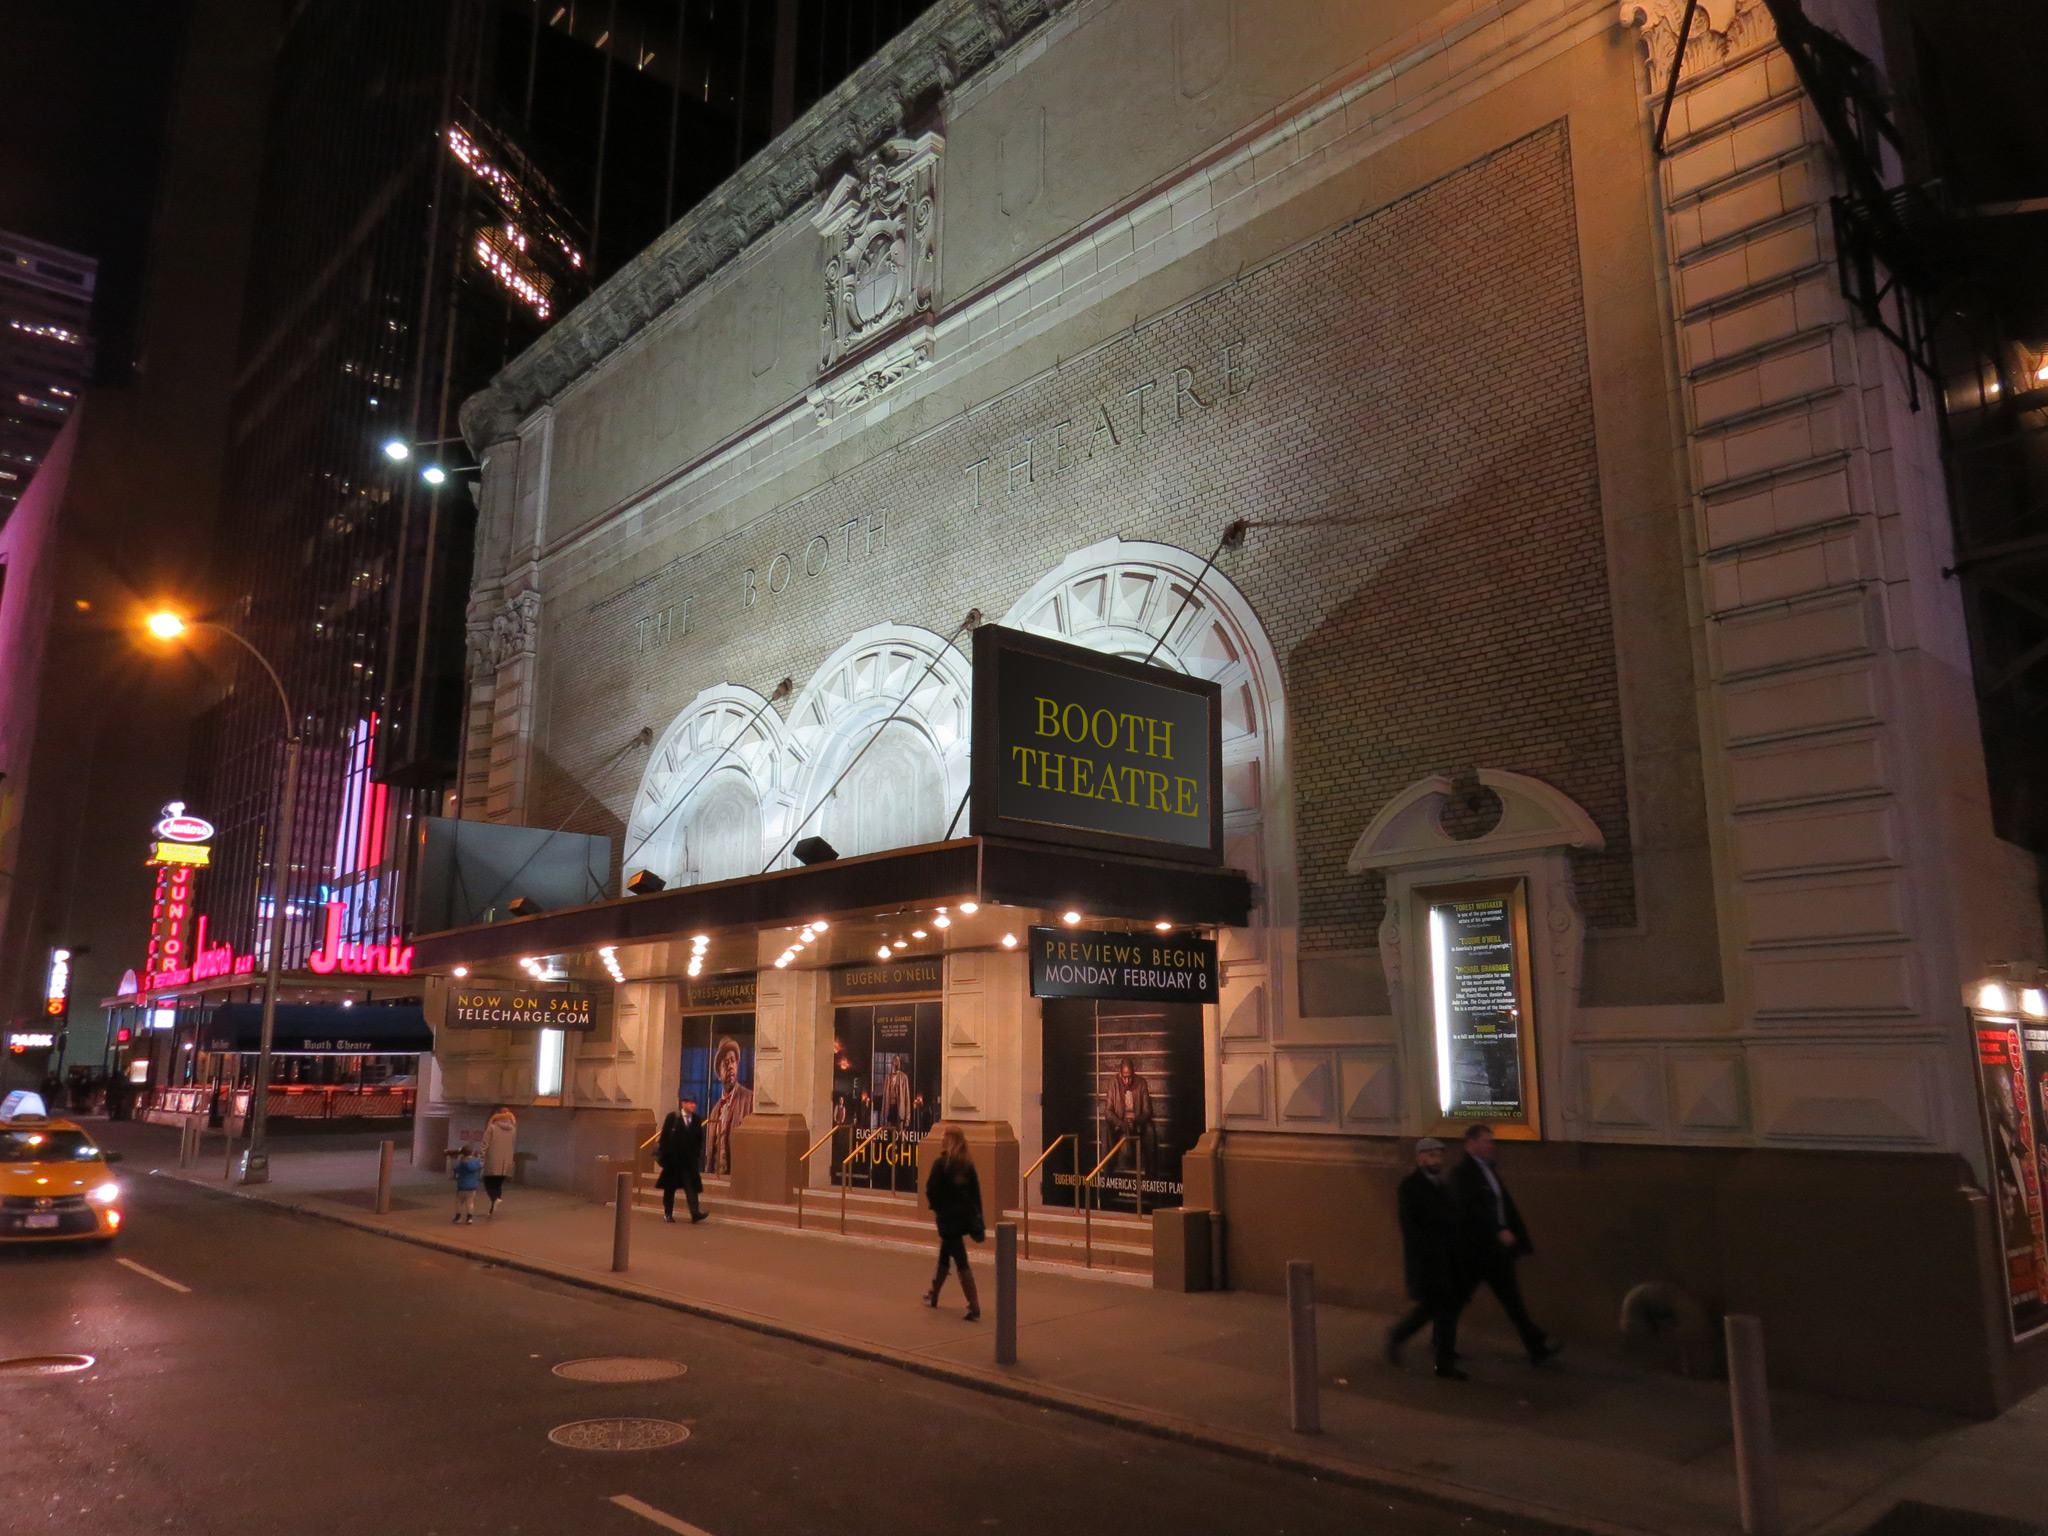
[109,1121,2046,1536]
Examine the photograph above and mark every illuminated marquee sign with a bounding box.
[145,863,196,984]
[152,841,211,867]
[970,625,1223,866]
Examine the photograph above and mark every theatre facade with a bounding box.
[423,0,2047,1412]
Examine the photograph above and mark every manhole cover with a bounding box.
[548,1417,691,1451]
[552,1356,687,1383]
[0,1354,95,1377]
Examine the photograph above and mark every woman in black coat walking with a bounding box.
[921,1127,983,1320]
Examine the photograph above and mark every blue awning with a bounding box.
[204,1004,432,1054]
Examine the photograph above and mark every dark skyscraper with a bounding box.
[0,231,95,521]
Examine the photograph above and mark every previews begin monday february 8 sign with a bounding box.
[971,625,1222,864]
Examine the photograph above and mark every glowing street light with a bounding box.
[421,465,447,485]
[382,439,411,461]
[142,608,301,1186]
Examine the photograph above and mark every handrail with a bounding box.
[1081,1136,1131,1270]
[1018,1134,1073,1263]
[793,1125,842,1230]
[839,1127,890,1235]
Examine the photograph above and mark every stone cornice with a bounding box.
[459,0,1077,450]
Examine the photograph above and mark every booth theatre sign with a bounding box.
[1030,928,1219,1004]
[447,988,596,1030]
[971,625,1222,864]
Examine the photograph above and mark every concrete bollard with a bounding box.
[224,1126,237,1180]
[375,1139,394,1215]
[612,1171,633,1273]
[1725,1315,1781,1536]
[994,1222,1018,1365]
[1287,1259,1320,1434]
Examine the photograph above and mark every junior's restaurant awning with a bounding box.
[204,1004,434,1054]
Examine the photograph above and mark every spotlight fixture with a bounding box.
[792,836,839,865]
[1000,933,1018,949]
[774,956,790,968]
[1980,982,2013,1014]
[1063,911,1082,925]
[811,919,829,931]
[892,940,907,950]
[691,933,710,946]
[2026,989,2048,1020]
[625,868,667,895]
[507,896,543,917]
[421,465,448,485]
[958,902,978,915]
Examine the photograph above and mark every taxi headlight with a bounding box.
[88,1182,120,1205]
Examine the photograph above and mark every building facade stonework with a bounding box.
[442,0,2046,1413]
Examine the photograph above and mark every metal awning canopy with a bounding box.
[410,836,1252,970]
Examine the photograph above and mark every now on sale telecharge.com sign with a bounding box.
[447,988,596,1030]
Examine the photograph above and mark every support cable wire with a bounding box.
[761,611,981,873]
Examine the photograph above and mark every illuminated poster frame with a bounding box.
[1974,1009,2048,1341]
[1421,877,1541,1139]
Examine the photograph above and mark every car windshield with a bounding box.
[0,1129,100,1163]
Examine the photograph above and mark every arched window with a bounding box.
[825,722,944,856]
[685,776,761,884]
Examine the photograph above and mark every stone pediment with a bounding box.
[1346,769,1603,874]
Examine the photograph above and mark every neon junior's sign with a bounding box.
[146,916,257,992]
[307,902,414,976]
[154,801,215,843]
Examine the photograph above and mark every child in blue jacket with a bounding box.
[452,1145,483,1224]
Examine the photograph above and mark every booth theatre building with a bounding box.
[422,0,2048,1413]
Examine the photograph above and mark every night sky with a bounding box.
[0,1,189,385]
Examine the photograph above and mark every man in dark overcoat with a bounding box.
[1385,1137,1470,1379]
[1450,1123,1557,1364]
[656,1093,708,1223]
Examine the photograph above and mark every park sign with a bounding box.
[447,986,596,1031]
[970,625,1222,865]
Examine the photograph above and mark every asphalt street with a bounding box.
[4,1170,1551,1536]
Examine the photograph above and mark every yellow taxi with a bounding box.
[1,1093,124,1244]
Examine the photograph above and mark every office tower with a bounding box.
[0,231,95,521]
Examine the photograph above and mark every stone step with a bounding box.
[629,1182,1153,1271]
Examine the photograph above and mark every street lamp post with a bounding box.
[147,611,299,1185]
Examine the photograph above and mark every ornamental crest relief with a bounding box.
[810,132,942,420]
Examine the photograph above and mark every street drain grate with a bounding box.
[0,1354,95,1377]
[548,1418,691,1451]
[552,1357,687,1383]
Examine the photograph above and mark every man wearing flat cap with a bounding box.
[1385,1137,1471,1379]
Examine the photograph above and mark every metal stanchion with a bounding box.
[223,1123,237,1180]
[612,1171,633,1273]
[1725,1315,1782,1536]
[994,1222,1018,1366]
[1287,1260,1320,1434]
[375,1140,393,1215]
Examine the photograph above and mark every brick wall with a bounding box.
[531,122,1634,954]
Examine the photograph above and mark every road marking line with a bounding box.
[115,1258,191,1294]
[609,1494,715,1536]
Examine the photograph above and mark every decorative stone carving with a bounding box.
[485,590,543,672]
[1618,0,1772,80]
[808,133,942,420]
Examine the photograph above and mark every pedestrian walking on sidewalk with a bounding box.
[1385,1137,1470,1379]
[452,1145,483,1224]
[921,1127,984,1321]
[479,1106,517,1216]
[656,1093,707,1223]
[1450,1124,1558,1365]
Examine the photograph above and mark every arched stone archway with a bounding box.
[777,624,972,863]
[625,684,788,886]
[1001,538,1295,1128]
